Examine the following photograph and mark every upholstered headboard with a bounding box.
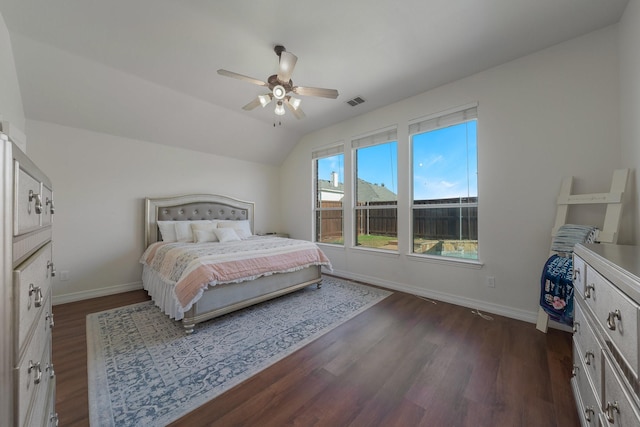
[144,194,255,247]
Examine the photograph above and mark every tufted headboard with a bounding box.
[144,194,255,247]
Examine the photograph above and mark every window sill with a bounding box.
[406,253,484,269]
[316,242,346,250]
[350,246,400,258]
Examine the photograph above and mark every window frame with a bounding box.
[312,145,345,246]
[409,104,479,261]
[351,127,398,252]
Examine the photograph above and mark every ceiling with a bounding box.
[0,0,629,165]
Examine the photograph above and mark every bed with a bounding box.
[141,194,332,333]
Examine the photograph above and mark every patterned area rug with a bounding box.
[87,276,391,426]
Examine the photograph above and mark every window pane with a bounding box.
[413,121,477,200]
[315,154,344,245]
[355,206,398,249]
[316,154,344,208]
[355,141,397,249]
[412,120,478,259]
[315,210,344,244]
[356,142,398,204]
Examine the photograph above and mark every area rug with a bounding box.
[87,276,391,426]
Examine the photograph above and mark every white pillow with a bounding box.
[218,220,252,239]
[157,221,177,242]
[175,220,213,242]
[213,227,242,243]
[191,222,219,243]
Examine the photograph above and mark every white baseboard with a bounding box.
[52,281,144,305]
[327,269,544,326]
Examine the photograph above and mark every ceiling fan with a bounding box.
[217,45,339,119]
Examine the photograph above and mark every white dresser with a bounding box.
[572,243,640,426]
[1,133,57,426]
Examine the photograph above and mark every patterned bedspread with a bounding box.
[140,236,332,310]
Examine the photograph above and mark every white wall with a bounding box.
[26,121,282,303]
[620,0,640,245]
[0,12,25,150]
[281,26,623,323]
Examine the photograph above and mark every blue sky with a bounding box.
[317,121,477,200]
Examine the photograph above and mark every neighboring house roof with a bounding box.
[356,178,397,202]
[318,179,344,194]
[318,178,397,202]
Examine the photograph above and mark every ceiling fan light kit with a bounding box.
[258,94,272,107]
[274,102,286,116]
[288,96,301,110]
[217,45,339,120]
[272,85,286,100]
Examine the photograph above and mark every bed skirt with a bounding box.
[142,265,188,320]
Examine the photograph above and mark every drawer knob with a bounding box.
[47,260,56,277]
[584,283,595,299]
[572,321,580,334]
[46,312,55,329]
[572,267,581,281]
[607,310,621,331]
[28,190,43,214]
[46,363,55,378]
[29,283,43,308]
[28,360,42,384]
[46,197,55,214]
[584,351,594,365]
[584,406,595,422]
[606,401,620,423]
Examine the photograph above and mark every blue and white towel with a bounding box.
[550,224,597,256]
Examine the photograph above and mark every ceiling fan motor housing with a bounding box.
[268,75,293,94]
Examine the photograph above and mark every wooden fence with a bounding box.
[318,197,477,241]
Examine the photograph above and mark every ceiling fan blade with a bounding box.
[285,99,305,119]
[242,97,262,111]
[217,69,269,87]
[293,86,339,99]
[277,51,298,83]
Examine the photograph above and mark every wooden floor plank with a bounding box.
[52,284,580,427]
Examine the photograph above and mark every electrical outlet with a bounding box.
[487,276,495,288]
[60,270,70,281]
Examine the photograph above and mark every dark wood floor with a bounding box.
[52,283,580,427]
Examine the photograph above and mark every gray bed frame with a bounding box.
[144,193,323,333]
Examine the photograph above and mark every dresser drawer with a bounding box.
[572,341,601,426]
[13,242,53,358]
[574,301,603,400]
[586,265,640,378]
[16,309,51,427]
[14,162,44,235]
[45,378,58,427]
[23,336,54,427]
[602,353,640,426]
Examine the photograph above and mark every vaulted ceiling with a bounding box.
[0,0,629,165]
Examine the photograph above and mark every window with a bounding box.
[411,105,478,260]
[313,146,344,245]
[353,128,398,250]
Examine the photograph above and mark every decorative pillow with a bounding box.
[191,222,219,243]
[175,220,213,242]
[551,224,598,255]
[213,227,242,243]
[218,220,252,239]
[157,221,177,242]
